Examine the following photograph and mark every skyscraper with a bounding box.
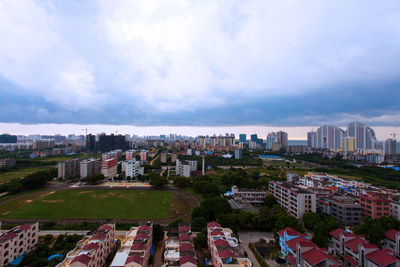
[346,122,377,150]
[266,132,278,150]
[98,134,128,152]
[384,138,397,155]
[239,134,247,143]
[313,125,345,149]
[86,134,96,152]
[277,131,288,148]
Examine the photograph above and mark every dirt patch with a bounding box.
[40,191,55,198]
[78,191,91,194]
[25,200,33,203]
[2,211,11,215]
[170,191,197,220]
[42,199,64,203]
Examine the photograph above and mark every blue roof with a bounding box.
[259,155,280,158]
[10,254,25,265]
[48,254,64,261]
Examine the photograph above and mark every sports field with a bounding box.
[0,190,172,220]
[0,167,53,184]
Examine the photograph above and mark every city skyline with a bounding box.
[1,1,400,127]
[1,122,399,141]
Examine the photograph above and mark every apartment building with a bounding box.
[58,224,115,267]
[125,160,144,178]
[125,149,136,161]
[110,222,153,267]
[277,227,338,267]
[207,222,251,267]
[176,159,197,178]
[101,158,118,179]
[359,191,391,219]
[329,228,398,267]
[160,151,168,163]
[317,195,361,227]
[102,149,122,160]
[0,223,39,266]
[140,150,149,161]
[391,197,400,220]
[231,186,266,206]
[269,181,316,219]
[80,158,101,178]
[58,158,81,179]
[163,224,197,267]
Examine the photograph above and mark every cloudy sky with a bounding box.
[1,0,400,133]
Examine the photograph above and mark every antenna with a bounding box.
[82,129,88,136]
[391,132,397,140]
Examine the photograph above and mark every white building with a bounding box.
[176,159,197,178]
[125,160,144,178]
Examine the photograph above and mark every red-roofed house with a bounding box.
[0,222,39,267]
[383,229,400,254]
[111,223,153,267]
[278,227,310,261]
[178,226,191,233]
[300,247,338,267]
[366,249,398,267]
[207,222,221,228]
[179,243,194,252]
[329,228,361,256]
[180,255,197,267]
[60,224,115,267]
[179,234,192,242]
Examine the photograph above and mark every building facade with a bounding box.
[80,158,101,178]
[101,158,118,179]
[58,158,81,179]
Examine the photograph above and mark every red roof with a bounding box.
[179,243,194,252]
[179,234,192,241]
[135,233,150,240]
[329,228,345,239]
[82,242,99,251]
[91,233,106,240]
[287,254,296,265]
[131,243,146,251]
[277,227,301,238]
[211,230,224,236]
[345,237,376,253]
[125,254,144,265]
[366,249,397,267]
[214,239,229,247]
[18,224,31,231]
[0,232,17,240]
[208,222,221,228]
[286,237,315,251]
[180,255,197,265]
[218,249,236,259]
[384,229,398,241]
[98,224,113,231]
[71,254,92,265]
[301,248,333,265]
[138,225,152,232]
[179,226,191,232]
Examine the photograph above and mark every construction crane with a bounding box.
[391,132,397,140]
[82,128,88,136]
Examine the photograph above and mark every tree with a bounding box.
[173,177,191,188]
[194,231,208,249]
[153,224,165,243]
[302,212,321,230]
[150,176,168,187]
[191,217,207,232]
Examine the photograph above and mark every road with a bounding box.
[37,230,129,236]
[239,231,288,267]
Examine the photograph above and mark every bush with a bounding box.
[249,243,270,267]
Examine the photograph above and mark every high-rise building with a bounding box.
[346,122,377,150]
[385,138,397,155]
[309,126,344,149]
[235,149,242,159]
[80,158,101,178]
[0,134,17,143]
[125,149,136,161]
[198,136,206,148]
[277,131,288,148]
[210,136,217,147]
[342,137,356,153]
[176,159,197,177]
[125,160,144,178]
[266,132,278,150]
[86,134,96,152]
[239,134,247,143]
[160,151,168,163]
[98,134,128,152]
[140,150,149,161]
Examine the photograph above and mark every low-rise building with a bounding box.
[0,158,16,168]
[391,197,400,220]
[207,222,251,267]
[163,224,197,267]
[317,195,361,227]
[58,224,115,267]
[269,181,316,219]
[231,186,266,206]
[0,223,39,266]
[101,158,118,179]
[383,229,400,255]
[359,191,391,219]
[58,158,81,179]
[110,222,153,267]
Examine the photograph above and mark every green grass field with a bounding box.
[0,190,172,220]
[0,167,53,184]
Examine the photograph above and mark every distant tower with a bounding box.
[202,155,205,176]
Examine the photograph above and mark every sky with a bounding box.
[1,0,400,136]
